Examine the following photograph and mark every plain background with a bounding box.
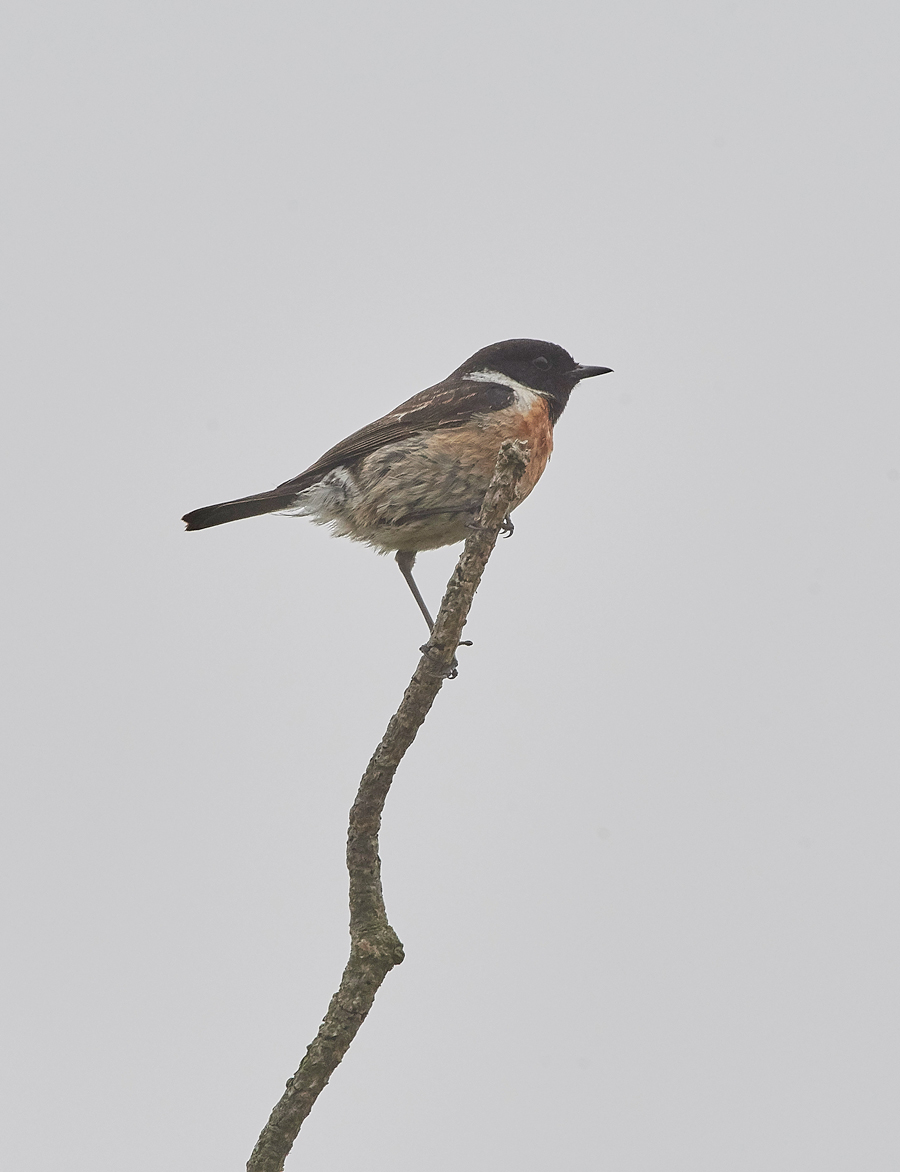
[2,1,898,1169]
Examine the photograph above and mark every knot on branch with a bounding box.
[353,926,405,967]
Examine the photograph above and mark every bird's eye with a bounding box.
[532,356,550,370]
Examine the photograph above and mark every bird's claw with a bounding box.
[419,638,472,679]
[465,514,514,539]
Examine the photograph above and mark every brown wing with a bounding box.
[182,378,517,531]
[273,378,515,493]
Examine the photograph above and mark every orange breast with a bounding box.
[477,395,553,504]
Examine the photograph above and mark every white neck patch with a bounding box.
[464,368,546,407]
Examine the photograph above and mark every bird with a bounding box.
[183,338,612,630]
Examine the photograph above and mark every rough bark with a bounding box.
[246,439,531,1172]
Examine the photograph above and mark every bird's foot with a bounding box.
[464,514,514,539]
[419,638,472,679]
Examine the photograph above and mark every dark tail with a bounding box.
[182,490,298,531]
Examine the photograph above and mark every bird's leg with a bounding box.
[395,551,472,667]
[395,550,435,632]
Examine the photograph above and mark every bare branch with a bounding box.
[247,440,531,1172]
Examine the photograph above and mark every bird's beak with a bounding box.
[571,364,613,381]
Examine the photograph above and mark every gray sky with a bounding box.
[2,1,898,1169]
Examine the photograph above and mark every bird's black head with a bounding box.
[455,338,612,423]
